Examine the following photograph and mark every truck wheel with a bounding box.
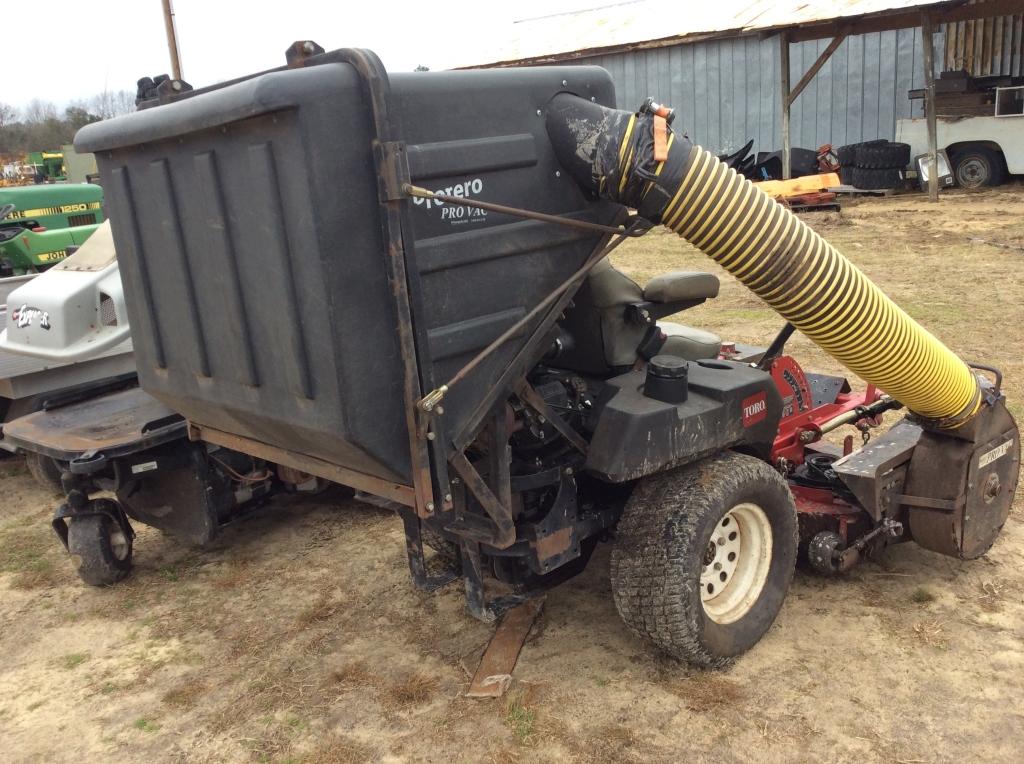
[25,451,66,494]
[610,451,798,667]
[952,146,1006,189]
[67,509,133,586]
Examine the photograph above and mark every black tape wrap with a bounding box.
[544,93,694,223]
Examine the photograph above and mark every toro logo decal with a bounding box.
[11,304,51,330]
[741,392,768,427]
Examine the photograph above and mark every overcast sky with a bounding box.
[1,0,602,110]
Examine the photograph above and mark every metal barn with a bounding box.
[462,1,1022,157]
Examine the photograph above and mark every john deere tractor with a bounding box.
[0,184,104,275]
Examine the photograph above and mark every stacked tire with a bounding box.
[837,140,910,190]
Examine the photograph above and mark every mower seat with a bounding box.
[582,259,722,366]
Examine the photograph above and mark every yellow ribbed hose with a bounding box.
[645,141,980,425]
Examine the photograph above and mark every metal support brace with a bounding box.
[399,509,458,593]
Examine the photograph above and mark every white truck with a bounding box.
[896,88,1024,188]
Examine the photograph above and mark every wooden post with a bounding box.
[161,0,183,81]
[922,12,938,202]
[780,31,791,180]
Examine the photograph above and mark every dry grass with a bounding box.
[296,593,344,627]
[301,735,374,764]
[911,619,949,649]
[381,672,439,709]
[330,661,375,689]
[1,187,1023,763]
[160,678,206,709]
[667,672,744,712]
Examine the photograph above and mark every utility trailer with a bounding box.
[20,43,1017,667]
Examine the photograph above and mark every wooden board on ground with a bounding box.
[466,596,545,698]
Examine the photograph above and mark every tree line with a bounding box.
[0,90,136,157]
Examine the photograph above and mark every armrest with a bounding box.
[624,298,707,326]
[643,271,720,303]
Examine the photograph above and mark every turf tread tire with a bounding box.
[610,451,797,668]
[67,512,132,586]
[25,451,65,494]
[421,525,460,567]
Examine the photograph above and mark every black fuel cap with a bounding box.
[648,354,689,378]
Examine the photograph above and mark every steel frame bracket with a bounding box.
[398,509,458,593]
[375,141,411,202]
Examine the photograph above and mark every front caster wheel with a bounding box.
[67,504,133,586]
[807,531,844,575]
[610,451,798,667]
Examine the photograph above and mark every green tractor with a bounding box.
[0,184,104,275]
[25,151,67,182]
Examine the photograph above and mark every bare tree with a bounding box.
[89,89,136,119]
[0,103,17,130]
[22,99,59,124]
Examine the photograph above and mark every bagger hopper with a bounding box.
[63,44,1016,666]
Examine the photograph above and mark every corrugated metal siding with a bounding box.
[570,28,937,154]
[944,14,1023,76]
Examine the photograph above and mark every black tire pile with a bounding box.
[836,140,911,190]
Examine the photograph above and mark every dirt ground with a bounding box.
[2,185,1023,763]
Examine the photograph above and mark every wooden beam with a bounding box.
[788,0,1021,43]
[787,28,850,106]
[922,12,939,203]
[780,31,791,180]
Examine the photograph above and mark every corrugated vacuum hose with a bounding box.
[545,95,982,428]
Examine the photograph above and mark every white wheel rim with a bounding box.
[108,525,130,561]
[700,502,772,624]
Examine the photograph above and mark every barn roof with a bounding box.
[454,0,975,68]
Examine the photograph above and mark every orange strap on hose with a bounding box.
[653,115,669,163]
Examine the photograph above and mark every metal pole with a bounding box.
[161,0,183,81]
[922,13,938,202]
[780,31,792,180]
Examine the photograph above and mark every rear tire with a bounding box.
[421,524,460,568]
[951,146,1006,189]
[25,451,65,494]
[610,451,798,667]
[67,508,133,586]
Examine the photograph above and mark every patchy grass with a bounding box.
[296,594,343,627]
[160,678,206,708]
[301,735,374,764]
[382,672,438,710]
[62,652,90,670]
[504,690,538,746]
[911,619,949,649]
[911,587,936,604]
[330,661,375,689]
[595,721,638,752]
[0,524,62,590]
[667,673,744,712]
[132,718,160,733]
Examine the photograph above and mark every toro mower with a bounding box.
[7,44,1015,667]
